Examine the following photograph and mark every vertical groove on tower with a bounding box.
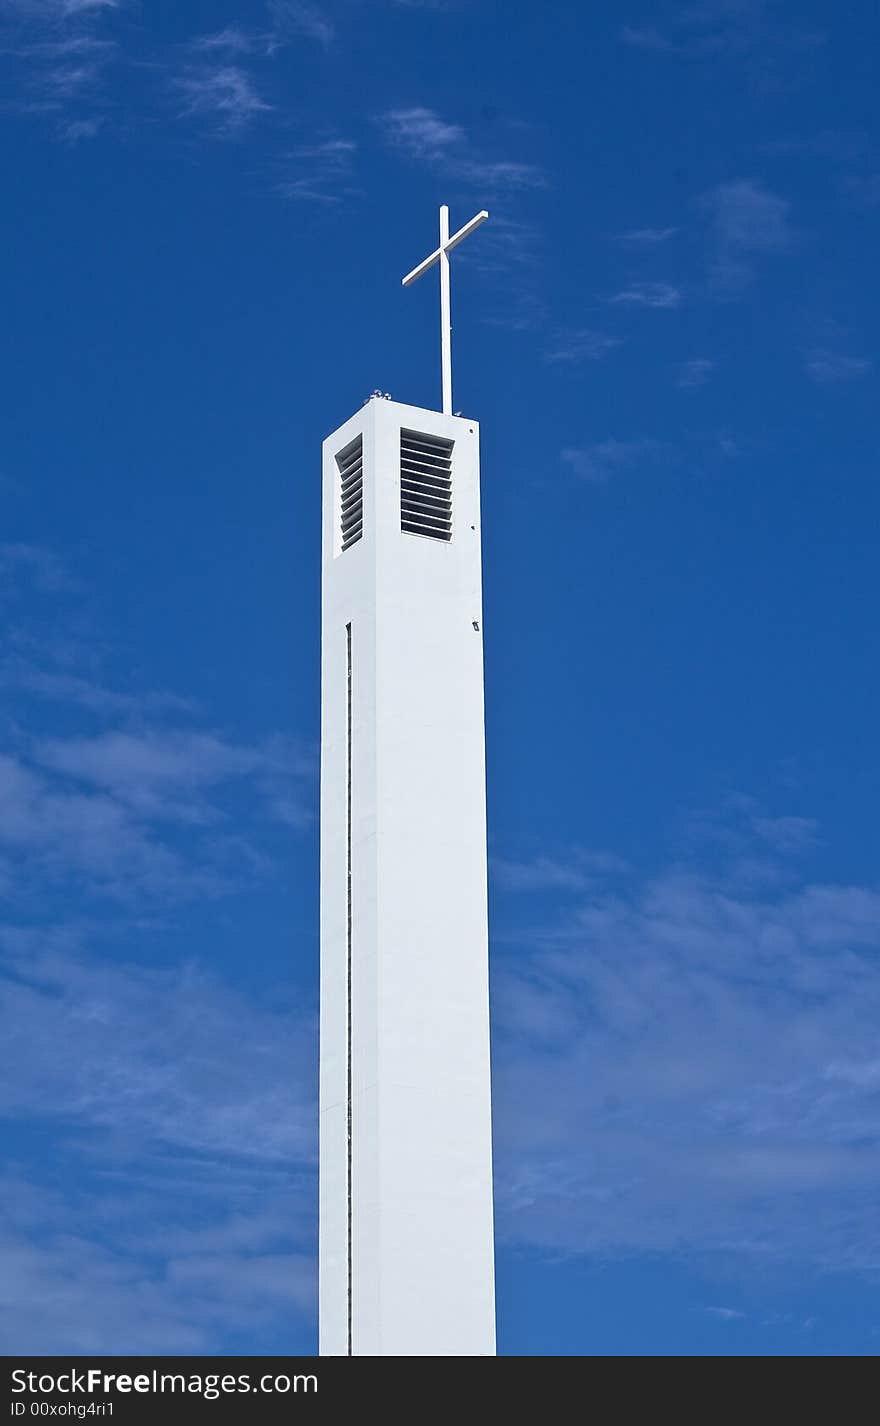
[345,620,353,1357]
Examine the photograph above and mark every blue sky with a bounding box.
[1,0,879,1356]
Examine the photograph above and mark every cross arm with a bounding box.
[401,246,441,288]
[445,209,489,254]
[401,210,490,287]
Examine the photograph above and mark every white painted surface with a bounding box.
[319,397,495,1356]
[401,206,489,415]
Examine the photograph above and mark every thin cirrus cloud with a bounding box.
[1,0,120,14]
[0,746,284,902]
[61,114,102,141]
[175,64,273,136]
[619,18,751,59]
[0,541,79,595]
[619,6,824,64]
[379,105,545,192]
[0,927,317,1352]
[0,546,314,903]
[0,542,319,1351]
[279,137,358,203]
[0,748,215,902]
[609,280,682,308]
[703,178,793,293]
[381,105,464,159]
[34,729,280,817]
[5,789,878,1347]
[0,928,316,1166]
[59,0,119,11]
[267,0,334,48]
[675,357,716,389]
[191,4,336,56]
[803,349,873,385]
[0,658,199,717]
[618,226,679,244]
[490,796,880,1273]
[492,849,630,894]
[0,1,121,134]
[544,329,623,364]
[0,1161,315,1354]
[561,437,668,483]
[190,27,262,56]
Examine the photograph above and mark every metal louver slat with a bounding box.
[337,435,363,552]
[400,428,453,541]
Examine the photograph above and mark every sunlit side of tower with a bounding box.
[318,393,495,1356]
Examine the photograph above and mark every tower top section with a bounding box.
[401,205,489,417]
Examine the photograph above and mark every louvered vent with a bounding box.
[337,436,363,552]
[400,429,453,541]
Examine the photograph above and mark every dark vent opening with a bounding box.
[400,429,453,541]
[337,436,363,551]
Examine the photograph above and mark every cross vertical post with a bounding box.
[439,205,452,415]
[402,204,489,415]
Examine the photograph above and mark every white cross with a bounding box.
[402,204,489,416]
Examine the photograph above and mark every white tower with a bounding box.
[319,208,495,1357]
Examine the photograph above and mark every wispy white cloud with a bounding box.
[708,179,791,251]
[62,0,117,12]
[493,850,630,893]
[0,750,232,899]
[190,27,259,56]
[460,158,546,190]
[0,541,318,1351]
[761,129,870,164]
[618,225,679,244]
[176,64,272,136]
[0,930,315,1162]
[620,4,824,65]
[61,0,119,12]
[482,291,547,334]
[0,659,197,715]
[803,349,872,385]
[544,329,622,364]
[621,23,676,52]
[0,542,79,595]
[0,1153,315,1353]
[609,280,682,309]
[750,812,820,854]
[1,0,120,15]
[381,105,463,159]
[60,112,101,139]
[704,178,792,293]
[380,105,545,192]
[0,928,316,1352]
[0,0,120,125]
[0,547,313,903]
[268,0,334,48]
[189,7,331,63]
[681,795,821,866]
[675,357,716,389]
[34,730,276,819]
[491,798,880,1271]
[279,136,357,202]
[0,728,313,900]
[842,172,880,208]
[561,437,669,483]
